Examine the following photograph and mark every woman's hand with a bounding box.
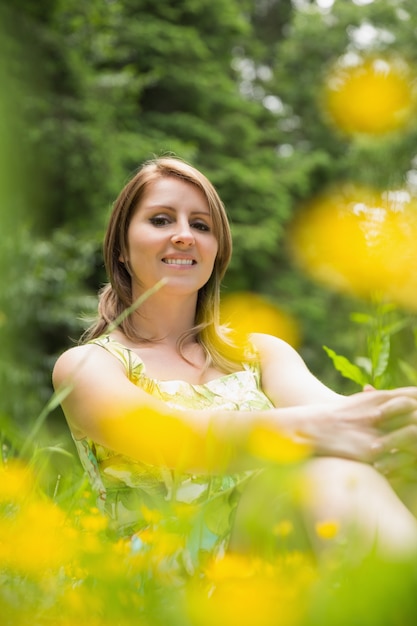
[301,387,417,464]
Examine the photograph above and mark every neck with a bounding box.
[130,288,199,346]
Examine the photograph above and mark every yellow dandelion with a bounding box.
[0,498,78,575]
[78,530,105,556]
[100,403,205,471]
[323,55,416,135]
[0,460,34,502]
[248,425,311,465]
[79,510,108,533]
[315,519,340,540]
[289,184,417,310]
[188,556,278,626]
[203,552,261,582]
[101,402,248,472]
[187,552,315,626]
[220,291,300,348]
[59,582,105,620]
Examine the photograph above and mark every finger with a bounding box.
[350,388,417,412]
[384,387,417,402]
[377,398,417,430]
[363,384,376,392]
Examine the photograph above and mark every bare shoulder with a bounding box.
[249,332,340,406]
[53,344,93,388]
[52,343,125,391]
[52,342,135,441]
[249,332,306,366]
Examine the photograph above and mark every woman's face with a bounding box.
[125,176,219,298]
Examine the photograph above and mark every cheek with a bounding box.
[126,225,153,258]
[207,233,219,258]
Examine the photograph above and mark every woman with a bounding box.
[53,156,417,567]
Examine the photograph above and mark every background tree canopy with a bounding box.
[2,0,417,438]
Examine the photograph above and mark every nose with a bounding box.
[171,221,195,247]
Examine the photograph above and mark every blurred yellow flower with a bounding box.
[101,404,204,471]
[315,519,340,540]
[323,56,415,135]
[79,509,108,533]
[101,402,248,472]
[289,185,417,310]
[186,552,315,626]
[248,425,311,464]
[136,525,184,556]
[0,498,78,576]
[220,291,300,348]
[57,585,111,626]
[0,460,34,502]
[203,552,264,582]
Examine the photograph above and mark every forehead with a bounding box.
[139,175,210,212]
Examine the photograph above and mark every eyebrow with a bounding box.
[145,204,211,217]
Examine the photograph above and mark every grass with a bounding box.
[2,302,417,625]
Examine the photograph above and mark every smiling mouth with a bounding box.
[162,258,196,265]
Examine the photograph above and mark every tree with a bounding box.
[5,0,417,433]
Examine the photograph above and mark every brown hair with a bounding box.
[82,156,252,372]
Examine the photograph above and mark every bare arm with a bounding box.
[251,332,342,407]
[53,341,417,473]
[252,332,417,464]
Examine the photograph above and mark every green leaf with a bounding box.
[355,356,372,376]
[372,334,390,380]
[323,346,368,387]
[349,312,373,326]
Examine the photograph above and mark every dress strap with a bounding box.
[88,335,145,382]
[243,342,263,389]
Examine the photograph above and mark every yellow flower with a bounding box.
[323,55,415,135]
[248,425,311,464]
[289,185,417,310]
[102,402,251,472]
[186,552,316,626]
[101,404,205,471]
[79,510,108,533]
[0,498,78,576]
[203,552,263,582]
[315,519,340,540]
[136,525,184,556]
[220,291,300,348]
[0,460,34,502]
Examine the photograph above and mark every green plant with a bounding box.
[324,300,416,390]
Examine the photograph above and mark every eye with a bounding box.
[149,216,170,227]
[191,221,211,232]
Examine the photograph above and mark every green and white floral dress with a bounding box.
[72,335,274,569]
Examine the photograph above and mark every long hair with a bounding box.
[82,156,252,372]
